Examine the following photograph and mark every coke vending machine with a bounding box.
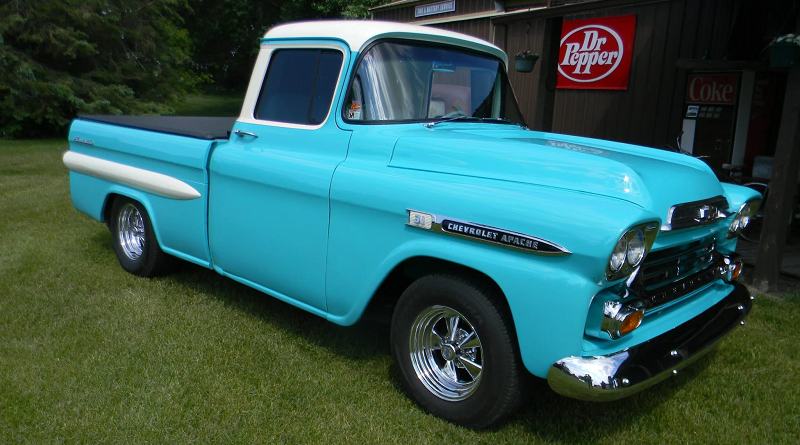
[680,73,740,170]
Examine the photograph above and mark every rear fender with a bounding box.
[68,171,210,268]
[70,178,165,250]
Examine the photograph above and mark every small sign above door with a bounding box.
[415,0,456,18]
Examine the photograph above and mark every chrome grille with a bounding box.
[637,237,717,309]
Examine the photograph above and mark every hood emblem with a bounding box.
[695,204,721,222]
[663,196,730,231]
[406,209,570,256]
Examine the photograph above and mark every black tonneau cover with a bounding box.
[78,115,237,140]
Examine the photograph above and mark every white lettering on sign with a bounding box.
[414,0,456,18]
[558,25,624,83]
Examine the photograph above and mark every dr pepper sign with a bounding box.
[557,15,636,90]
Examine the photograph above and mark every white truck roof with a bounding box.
[263,20,507,64]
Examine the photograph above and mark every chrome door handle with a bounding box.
[233,129,258,139]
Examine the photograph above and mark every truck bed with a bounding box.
[78,115,237,140]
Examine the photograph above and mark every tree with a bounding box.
[183,0,381,91]
[280,0,380,21]
[0,0,203,138]
[184,0,282,91]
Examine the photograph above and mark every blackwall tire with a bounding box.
[110,197,171,277]
[391,274,526,429]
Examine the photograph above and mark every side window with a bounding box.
[255,49,344,125]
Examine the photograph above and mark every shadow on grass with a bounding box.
[90,231,720,437]
[88,228,392,365]
[167,256,722,438]
[167,260,392,362]
[508,355,715,440]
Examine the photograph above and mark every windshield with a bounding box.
[343,41,525,125]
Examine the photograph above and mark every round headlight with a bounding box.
[739,214,750,229]
[626,230,646,266]
[728,199,762,239]
[609,237,627,273]
[738,202,753,229]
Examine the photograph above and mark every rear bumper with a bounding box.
[547,281,752,401]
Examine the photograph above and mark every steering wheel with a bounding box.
[440,104,467,118]
[440,110,467,118]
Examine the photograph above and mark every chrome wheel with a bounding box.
[117,203,145,261]
[409,305,483,401]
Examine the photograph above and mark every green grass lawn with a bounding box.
[1,139,799,443]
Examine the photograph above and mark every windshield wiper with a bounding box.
[422,116,527,129]
[422,115,478,128]
[485,117,528,129]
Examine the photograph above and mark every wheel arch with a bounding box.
[363,255,512,325]
[101,188,166,251]
[325,237,594,377]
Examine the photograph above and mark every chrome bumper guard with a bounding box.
[547,280,752,402]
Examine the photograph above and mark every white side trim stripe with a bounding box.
[63,151,201,200]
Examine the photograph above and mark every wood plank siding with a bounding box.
[372,0,739,149]
[372,0,497,24]
[428,19,494,43]
[548,0,735,148]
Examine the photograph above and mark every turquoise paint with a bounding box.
[324,123,757,376]
[66,36,762,379]
[69,119,214,183]
[67,119,215,266]
[207,41,353,312]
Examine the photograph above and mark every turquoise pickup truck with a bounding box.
[64,20,761,428]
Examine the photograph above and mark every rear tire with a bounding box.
[391,274,526,429]
[110,197,171,277]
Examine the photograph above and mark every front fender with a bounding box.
[325,230,598,377]
[326,158,660,377]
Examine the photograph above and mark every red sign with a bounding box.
[685,74,738,104]
[557,15,636,90]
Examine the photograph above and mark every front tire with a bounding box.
[391,274,526,429]
[110,197,171,277]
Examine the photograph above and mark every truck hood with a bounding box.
[388,126,725,220]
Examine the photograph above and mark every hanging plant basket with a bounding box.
[768,43,800,68]
[514,53,539,73]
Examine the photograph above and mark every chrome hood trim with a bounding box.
[662,195,730,231]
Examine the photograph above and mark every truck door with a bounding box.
[208,43,351,311]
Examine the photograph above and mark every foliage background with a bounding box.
[0,0,382,139]
[188,0,379,92]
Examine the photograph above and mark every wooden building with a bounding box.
[371,0,793,166]
[371,0,800,291]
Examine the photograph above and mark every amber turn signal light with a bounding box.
[730,262,742,280]
[619,309,644,336]
[601,302,645,339]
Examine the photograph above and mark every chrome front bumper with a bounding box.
[547,281,752,401]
